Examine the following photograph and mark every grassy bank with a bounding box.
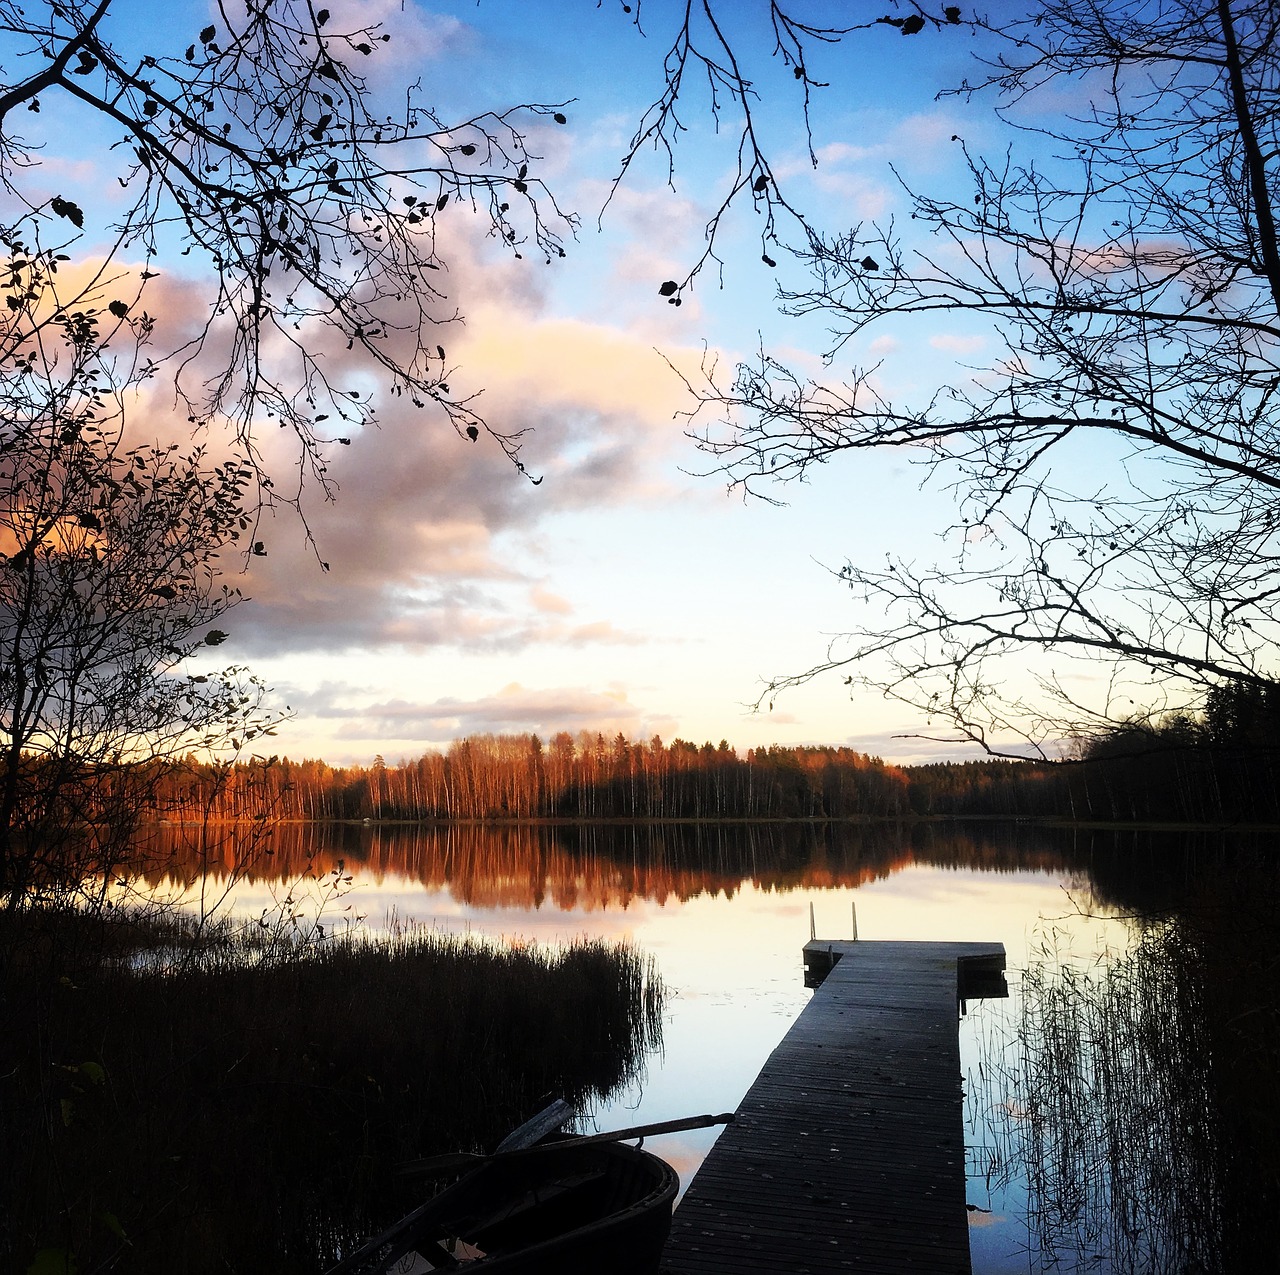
[4,911,664,1275]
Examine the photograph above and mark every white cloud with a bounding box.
[810,170,893,219]
[325,0,474,70]
[813,141,880,166]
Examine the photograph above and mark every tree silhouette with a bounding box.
[0,0,586,894]
[683,0,1280,755]
[0,0,575,524]
[0,237,274,907]
[620,1,957,302]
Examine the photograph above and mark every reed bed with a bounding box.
[969,866,1279,1273]
[6,910,665,1275]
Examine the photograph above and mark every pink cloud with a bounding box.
[841,728,988,765]
[47,147,717,664]
[287,680,678,743]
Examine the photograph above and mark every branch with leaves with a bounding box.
[1,0,577,523]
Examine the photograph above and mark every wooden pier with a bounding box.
[661,940,1006,1275]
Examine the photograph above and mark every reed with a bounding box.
[6,910,664,1275]
[971,861,1279,1272]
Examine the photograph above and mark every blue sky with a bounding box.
[13,0,1058,764]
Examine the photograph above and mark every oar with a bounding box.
[396,1110,736,1179]
[323,1196,443,1275]
[494,1097,574,1153]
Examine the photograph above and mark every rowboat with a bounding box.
[328,1109,733,1275]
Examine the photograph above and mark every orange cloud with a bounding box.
[531,585,574,614]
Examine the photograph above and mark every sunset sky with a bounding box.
[22,1,1049,765]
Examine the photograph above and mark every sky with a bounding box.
[10,0,1054,766]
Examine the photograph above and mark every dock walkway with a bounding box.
[661,940,1006,1275]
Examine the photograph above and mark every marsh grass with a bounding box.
[970,860,1279,1272]
[6,910,664,1275]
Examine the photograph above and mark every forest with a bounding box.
[147,679,1280,827]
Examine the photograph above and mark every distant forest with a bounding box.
[157,683,1280,824]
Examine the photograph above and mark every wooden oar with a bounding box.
[397,1110,736,1179]
[494,1097,574,1153]
[324,1196,442,1275]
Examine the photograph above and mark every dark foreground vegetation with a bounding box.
[4,912,663,1275]
[148,683,1280,828]
[977,848,1280,1270]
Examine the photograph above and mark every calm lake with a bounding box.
[141,819,1272,1273]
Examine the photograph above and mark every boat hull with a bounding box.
[363,1139,678,1275]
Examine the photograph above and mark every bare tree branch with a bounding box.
[685,0,1280,752]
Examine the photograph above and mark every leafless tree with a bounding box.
[613,0,958,299]
[682,0,1280,755]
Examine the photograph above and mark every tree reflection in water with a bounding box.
[127,818,1107,914]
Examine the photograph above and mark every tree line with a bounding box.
[157,733,917,822]
[150,684,1280,826]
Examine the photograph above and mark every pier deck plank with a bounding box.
[661,940,1005,1275]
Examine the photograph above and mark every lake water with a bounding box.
[138,819,1260,1273]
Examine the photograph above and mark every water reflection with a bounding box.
[968,846,1280,1274]
[130,820,1273,1273]
[136,819,1117,913]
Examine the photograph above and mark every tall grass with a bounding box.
[1013,938,1218,1270]
[972,860,1279,1272]
[5,911,664,1275]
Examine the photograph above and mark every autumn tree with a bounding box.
[0,232,272,908]
[684,0,1280,755]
